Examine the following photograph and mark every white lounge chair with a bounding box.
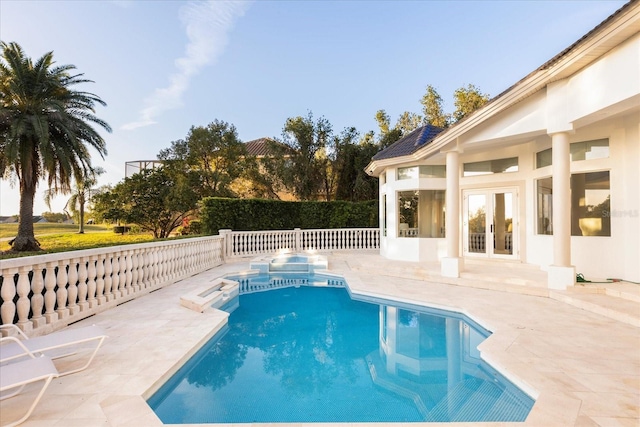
[0,355,59,427]
[0,324,107,376]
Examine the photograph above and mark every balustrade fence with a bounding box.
[468,233,513,253]
[0,236,225,336]
[221,228,380,258]
[0,228,379,335]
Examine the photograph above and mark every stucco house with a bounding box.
[365,1,640,289]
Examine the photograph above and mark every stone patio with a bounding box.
[1,253,638,426]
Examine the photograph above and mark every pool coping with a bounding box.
[1,254,638,427]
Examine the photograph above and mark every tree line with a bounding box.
[1,41,489,249]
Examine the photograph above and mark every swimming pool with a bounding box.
[148,281,534,423]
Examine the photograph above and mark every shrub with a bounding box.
[200,198,378,235]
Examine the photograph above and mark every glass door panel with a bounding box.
[464,188,518,259]
[492,192,513,256]
[467,194,486,254]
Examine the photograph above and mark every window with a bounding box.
[397,165,446,180]
[535,139,609,168]
[419,165,446,178]
[463,157,518,176]
[397,190,446,238]
[383,194,387,237]
[536,148,552,169]
[397,167,417,180]
[536,177,553,235]
[571,171,610,236]
[571,139,609,161]
[535,171,611,236]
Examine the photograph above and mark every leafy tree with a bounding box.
[44,167,104,233]
[420,84,449,128]
[263,112,334,201]
[452,84,490,123]
[372,109,405,150]
[158,120,248,198]
[374,109,391,136]
[395,111,423,134]
[334,128,379,202]
[92,167,198,238]
[0,42,110,251]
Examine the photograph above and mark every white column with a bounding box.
[441,150,464,277]
[548,132,575,289]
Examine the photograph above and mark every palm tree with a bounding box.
[0,42,110,251]
[44,167,105,233]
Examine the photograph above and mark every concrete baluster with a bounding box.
[125,250,133,293]
[66,258,79,315]
[104,254,114,301]
[149,247,158,286]
[16,266,32,330]
[139,249,148,289]
[119,251,128,295]
[87,255,98,308]
[77,257,89,311]
[135,250,144,290]
[30,264,46,328]
[0,268,17,326]
[43,263,58,323]
[56,260,70,319]
[157,248,165,284]
[95,255,105,303]
[131,249,140,291]
[111,252,121,298]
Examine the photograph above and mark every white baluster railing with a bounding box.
[224,228,379,258]
[0,235,225,336]
[1,228,378,334]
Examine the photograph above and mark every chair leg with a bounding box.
[58,336,107,376]
[3,376,55,427]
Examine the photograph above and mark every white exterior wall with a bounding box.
[377,30,640,282]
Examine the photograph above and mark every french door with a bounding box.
[463,188,518,259]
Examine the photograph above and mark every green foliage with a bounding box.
[0,42,110,251]
[92,167,198,238]
[158,119,248,198]
[200,198,378,235]
[395,111,423,134]
[262,112,334,201]
[372,109,416,149]
[421,84,449,128]
[334,134,379,201]
[452,84,490,123]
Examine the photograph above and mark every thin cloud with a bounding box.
[122,0,251,131]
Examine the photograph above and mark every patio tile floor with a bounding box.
[1,253,638,427]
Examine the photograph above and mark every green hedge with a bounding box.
[200,198,378,234]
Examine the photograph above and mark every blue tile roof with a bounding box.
[372,124,444,161]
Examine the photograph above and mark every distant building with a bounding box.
[124,160,164,177]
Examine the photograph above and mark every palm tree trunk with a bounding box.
[78,198,85,234]
[11,183,41,251]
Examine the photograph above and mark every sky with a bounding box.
[0,0,629,216]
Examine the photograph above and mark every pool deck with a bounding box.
[1,252,639,427]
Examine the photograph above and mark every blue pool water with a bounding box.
[148,282,534,423]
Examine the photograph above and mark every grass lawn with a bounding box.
[0,223,155,259]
